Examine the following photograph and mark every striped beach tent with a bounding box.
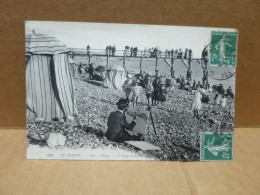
[26,33,77,121]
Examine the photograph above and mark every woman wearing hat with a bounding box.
[158,83,168,105]
[106,98,140,142]
[123,74,133,99]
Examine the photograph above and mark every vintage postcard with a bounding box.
[25,21,237,161]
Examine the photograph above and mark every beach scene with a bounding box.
[25,21,236,161]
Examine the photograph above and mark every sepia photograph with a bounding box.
[25,21,237,161]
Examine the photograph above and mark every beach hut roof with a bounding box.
[25,33,68,55]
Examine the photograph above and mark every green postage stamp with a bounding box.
[200,132,233,161]
[210,31,238,66]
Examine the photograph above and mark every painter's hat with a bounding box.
[116,98,129,108]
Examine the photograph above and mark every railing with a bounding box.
[69,48,196,59]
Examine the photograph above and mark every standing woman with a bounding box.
[191,90,202,119]
[152,76,160,105]
[158,83,168,106]
[88,62,94,80]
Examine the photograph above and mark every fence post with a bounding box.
[202,47,209,89]
[155,51,159,77]
[171,56,175,78]
[140,50,143,74]
[87,47,91,63]
[123,49,126,69]
[187,50,193,81]
[188,50,192,70]
[204,58,209,89]
[107,52,110,68]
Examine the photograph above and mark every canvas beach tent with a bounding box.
[26,33,77,121]
[103,66,127,90]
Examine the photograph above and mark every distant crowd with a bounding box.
[105,45,116,56]
[85,44,194,59]
[124,46,193,59]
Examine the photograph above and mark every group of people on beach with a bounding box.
[188,79,234,119]
[107,72,234,142]
[122,72,173,108]
[75,58,233,123]
[176,70,206,92]
[74,63,94,78]
[120,70,234,120]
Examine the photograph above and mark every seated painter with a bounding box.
[106,98,141,142]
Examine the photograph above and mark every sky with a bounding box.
[25,21,237,58]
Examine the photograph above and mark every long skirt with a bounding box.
[191,98,202,111]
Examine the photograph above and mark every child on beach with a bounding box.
[191,90,202,119]
[129,81,143,108]
[220,95,227,107]
[123,74,133,99]
[145,77,154,106]
[214,93,222,105]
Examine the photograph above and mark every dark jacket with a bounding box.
[88,64,94,73]
[217,85,225,95]
[106,110,135,142]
